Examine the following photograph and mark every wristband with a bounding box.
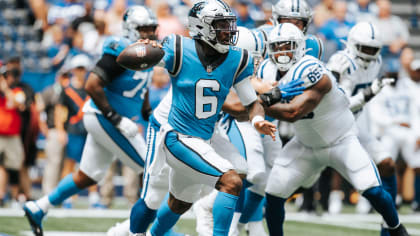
[251,115,264,128]
[104,109,122,126]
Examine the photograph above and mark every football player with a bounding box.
[327,22,398,234]
[128,1,304,235]
[23,6,157,236]
[260,23,409,236]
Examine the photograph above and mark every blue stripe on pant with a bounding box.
[141,122,158,199]
[95,114,144,168]
[165,131,223,177]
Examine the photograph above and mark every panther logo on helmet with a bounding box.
[188,0,238,54]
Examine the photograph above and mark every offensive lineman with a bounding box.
[23,6,158,236]
[259,23,409,236]
[327,22,397,235]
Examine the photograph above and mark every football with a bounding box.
[116,42,165,71]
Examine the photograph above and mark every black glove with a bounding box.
[260,87,282,107]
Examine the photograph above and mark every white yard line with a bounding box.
[22,231,106,236]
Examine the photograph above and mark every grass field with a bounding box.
[1,207,420,236]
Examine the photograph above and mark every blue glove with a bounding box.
[260,78,305,106]
[278,78,306,100]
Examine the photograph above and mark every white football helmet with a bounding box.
[188,0,238,54]
[347,22,382,68]
[268,23,306,72]
[272,0,313,34]
[122,6,158,42]
[236,26,262,59]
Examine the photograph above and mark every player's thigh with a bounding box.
[164,131,233,202]
[211,129,247,175]
[141,123,170,209]
[359,131,390,164]
[235,121,266,184]
[79,134,115,182]
[84,113,145,174]
[331,135,380,192]
[265,138,321,198]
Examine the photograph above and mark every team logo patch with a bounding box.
[136,46,147,57]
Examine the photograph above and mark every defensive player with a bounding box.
[128,1,279,235]
[327,22,397,234]
[23,6,158,236]
[260,23,409,236]
[225,1,324,234]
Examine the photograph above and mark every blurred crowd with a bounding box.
[1,0,420,213]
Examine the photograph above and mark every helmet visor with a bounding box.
[356,44,381,56]
[209,16,238,46]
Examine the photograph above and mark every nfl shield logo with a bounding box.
[136,46,146,58]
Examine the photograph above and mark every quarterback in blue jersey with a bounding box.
[132,1,277,236]
[23,6,157,236]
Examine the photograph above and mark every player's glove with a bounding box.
[363,78,395,101]
[105,110,138,138]
[260,79,305,107]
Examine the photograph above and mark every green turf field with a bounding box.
[0,217,384,236]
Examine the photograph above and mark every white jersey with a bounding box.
[328,49,382,97]
[369,77,420,137]
[258,55,355,148]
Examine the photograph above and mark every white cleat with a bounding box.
[356,196,372,214]
[248,221,268,236]
[107,219,131,236]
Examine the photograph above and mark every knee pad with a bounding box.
[6,169,19,185]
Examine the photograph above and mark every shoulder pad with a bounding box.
[292,56,327,88]
[102,36,131,57]
[162,34,176,49]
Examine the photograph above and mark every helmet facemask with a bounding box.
[203,16,238,53]
[269,40,304,71]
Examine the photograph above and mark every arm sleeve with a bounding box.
[234,49,254,85]
[92,53,126,84]
[233,76,258,107]
[161,34,176,74]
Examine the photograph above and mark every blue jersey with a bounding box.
[86,36,153,120]
[162,35,254,140]
[253,25,324,60]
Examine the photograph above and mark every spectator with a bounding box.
[47,0,86,27]
[155,1,187,40]
[318,1,355,59]
[347,0,378,22]
[372,0,410,73]
[37,70,70,194]
[105,0,126,36]
[313,0,335,28]
[43,25,69,68]
[248,0,266,25]
[5,57,38,202]
[0,67,25,207]
[235,0,256,28]
[399,47,415,79]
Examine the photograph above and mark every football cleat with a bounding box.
[388,224,410,236]
[23,201,45,236]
